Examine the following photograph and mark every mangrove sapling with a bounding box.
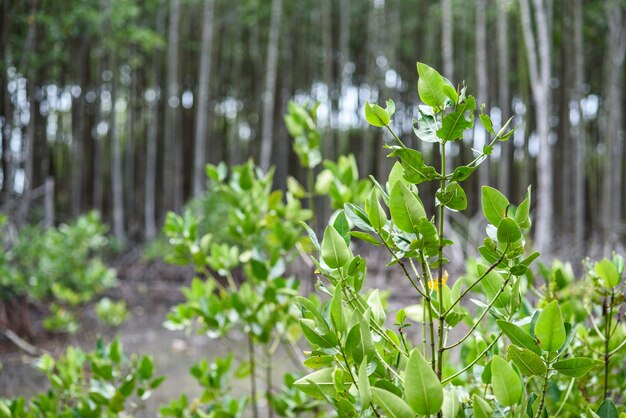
[291,62,608,417]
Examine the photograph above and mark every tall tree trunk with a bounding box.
[1,0,13,201]
[192,0,215,197]
[110,54,125,242]
[337,0,350,157]
[475,0,489,191]
[497,0,512,197]
[164,0,182,211]
[603,0,626,253]
[72,40,89,217]
[441,0,454,81]
[572,0,586,261]
[259,0,282,172]
[145,0,166,240]
[520,0,553,256]
[322,0,334,162]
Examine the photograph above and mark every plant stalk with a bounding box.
[248,333,259,418]
[436,140,447,418]
[266,348,274,418]
[535,363,550,418]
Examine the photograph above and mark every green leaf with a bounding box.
[321,225,352,269]
[417,62,448,109]
[330,284,345,333]
[365,102,390,127]
[389,182,426,234]
[451,165,478,182]
[367,190,387,230]
[506,345,546,377]
[367,290,386,326]
[300,319,338,348]
[294,367,337,399]
[358,360,371,409]
[497,320,542,355]
[479,112,495,135]
[333,210,351,246]
[436,96,476,142]
[350,231,380,245]
[301,221,321,252]
[404,349,443,415]
[515,186,532,229]
[596,399,618,418]
[595,259,620,288]
[436,181,467,211]
[490,356,522,407]
[553,357,601,377]
[472,395,493,418]
[476,264,510,308]
[386,99,396,117]
[442,389,459,418]
[497,218,522,244]
[481,186,509,226]
[413,114,440,143]
[535,301,566,352]
[371,387,415,418]
[389,147,438,185]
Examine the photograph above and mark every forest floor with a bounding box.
[0,245,462,415]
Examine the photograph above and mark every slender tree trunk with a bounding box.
[145,0,166,240]
[603,0,626,253]
[520,0,553,256]
[164,0,182,211]
[110,54,125,242]
[72,40,88,217]
[497,0,512,197]
[1,0,13,201]
[572,0,586,261]
[259,0,282,172]
[475,0,489,190]
[192,0,215,197]
[337,0,350,157]
[441,0,454,82]
[322,0,334,161]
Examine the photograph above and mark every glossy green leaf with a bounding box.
[472,395,493,418]
[535,301,566,352]
[481,186,509,226]
[497,320,542,355]
[497,218,522,244]
[553,357,601,377]
[515,186,532,229]
[476,264,510,308]
[436,96,475,142]
[389,182,426,233]
[490,356,522,407]
[330,284,344,333]
[294,367,337,399]
[358,359,371,409]
[367,190,387,230]
[332,211,350,246]
[404,349,443,415]
[389,147,438,185]
[596,399,619,418]
[595,259,620,288]
[300,319,338,348]
[417,62,448,109]
[371,387,415,418]
[321,225,352,269]
[436,181,467,211]
[506,345,546,376]
[365,102,390,127]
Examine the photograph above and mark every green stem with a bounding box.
[553,378,575,418]
[603,291,614,400]
[248,333,259,418]
[385,125,407,148]
[534,361,550,418]
[441,249,508,318]
[307,167,315,227]
[266,348,274,418]
[444,273,512,351]
[441,331,503,385]
[436,140,447,412]
[420,254,437,372]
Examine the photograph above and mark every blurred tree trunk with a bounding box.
[322,0,334,161]
[360,0,378,179]
[441,0,454,81]
[570,0,586,261]
[520,0,553,255]
[164,0,182,212]
[228,4,242,167]
[71,39,89,217]
[259,0,282,172]
[337,0,350,157]
[602,0,626,253]
[1,0,13,200]
[110,54,125,242]
[497,0,512,197]
[192,0,215,197]
[475,0,489,191]
[145,0,166,240]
